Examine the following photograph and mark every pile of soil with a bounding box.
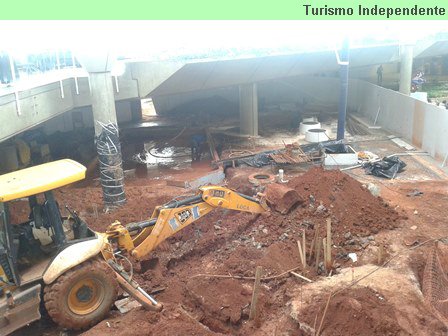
[54,185,173,232]
[82,305,221,336]
[287,167,402,238]
[221,167,403,271]
[297,288,403,336]
[186,278,253,333]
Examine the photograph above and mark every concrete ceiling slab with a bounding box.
[415,40,448,59]
[150,44,402,98]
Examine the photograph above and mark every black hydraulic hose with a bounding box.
[237,193,260,203]
[126,218,157,232]
[125,194,203,232]
[162,195,203,209]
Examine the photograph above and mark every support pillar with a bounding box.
[398,45,414,95]
[88,71,126,206]
[130,99,143,121]
[337,38,350,141]
[89,72,118,134]
[239,83,258,136]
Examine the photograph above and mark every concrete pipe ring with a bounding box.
[305,128,330,143]
[302,116,318,123]
[248,173,276,186]
[299,121,321,135]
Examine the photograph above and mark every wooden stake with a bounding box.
[315,238,321,273]
[377,244,384,265]
[308,225,319,264]
[302,230,307,268]
[93,204,99,218]
[192,265,301,281]
[322,238,327,272]
[326,218,332,270]
[297,240,306,268]
[290,271,312,283]
[313,313,319,335]
[249,266,263,321]
[316,293,332,336]
[308,235,315,264]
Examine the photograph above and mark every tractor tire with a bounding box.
[43,258,118,330]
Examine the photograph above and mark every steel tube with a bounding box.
[336,38,350,140]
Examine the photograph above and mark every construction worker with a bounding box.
[377,65,383,86]
[190,133,207,162]
[0,52,13,84]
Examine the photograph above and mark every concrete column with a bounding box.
[337,38,350,141]
[89,72,118,134]
[239,83,258,136]
[399,45,414,95]
[88,71,126,206]
[130,99,143,121]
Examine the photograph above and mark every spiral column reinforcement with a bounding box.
[96,121,126,206]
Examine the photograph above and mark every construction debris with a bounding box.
[364,156,407,179]
[407,189,423,197]
[217,142,315,168]
[270,143,312,165]
[389,136,415,151]
[115,297,142,314]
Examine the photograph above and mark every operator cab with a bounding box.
[0,160,93,289]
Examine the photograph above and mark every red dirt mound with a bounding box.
[289,167,400,229]
[54,186,173,232]
[299,288,404,336]
[186,278,252,333]
[286,167,402,243]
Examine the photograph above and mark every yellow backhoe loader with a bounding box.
[0,159,268,335]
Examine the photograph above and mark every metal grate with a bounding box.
[270,146,312,164]
[422,243,448,324]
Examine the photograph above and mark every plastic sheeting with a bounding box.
[363,156,406,179]
[239,150,277,168]
[235,140,345,168]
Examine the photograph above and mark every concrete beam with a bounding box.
[130,61,185,98]
[0,75,139,142]
[0,80,75,143]
[239,83,258,136]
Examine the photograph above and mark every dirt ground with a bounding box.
[11,149,448,335]
[16,162,438,336]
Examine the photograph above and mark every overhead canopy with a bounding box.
[149,44,400,97]
[415,40,448,59]
[0,159,86,202]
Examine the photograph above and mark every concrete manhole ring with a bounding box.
[248,173,276,186]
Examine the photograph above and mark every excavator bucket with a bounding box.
[265,183,303,214]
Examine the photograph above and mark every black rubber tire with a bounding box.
[43,258,118,330]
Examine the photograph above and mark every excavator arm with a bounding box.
[106,186,267,259]
[102,186,267,312]
[132,186,266,258]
